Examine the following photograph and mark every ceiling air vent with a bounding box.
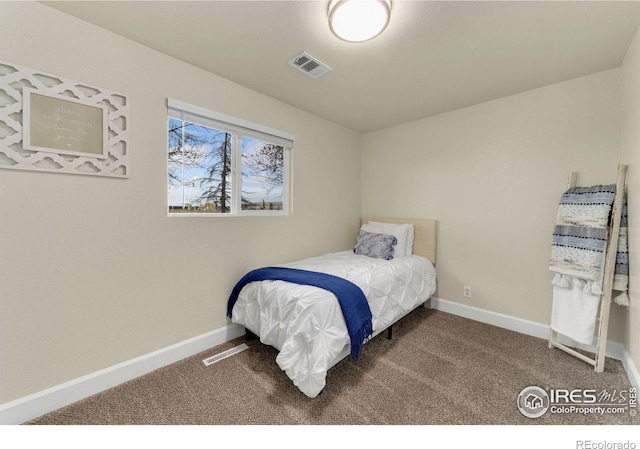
[288,51,331,79]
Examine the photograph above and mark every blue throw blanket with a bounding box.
[227,267,373,361]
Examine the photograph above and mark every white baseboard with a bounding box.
[431,297,636,384]
[623,350,640,389]
[0,323,245,425]
[431,297,551,340]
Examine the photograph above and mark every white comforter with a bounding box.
[230,251,437,398]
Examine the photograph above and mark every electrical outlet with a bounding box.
[463,286,472,298]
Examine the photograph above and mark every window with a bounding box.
[167,99,293,216]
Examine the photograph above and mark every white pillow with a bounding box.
[368,221,414,256]
[364,222,414,257]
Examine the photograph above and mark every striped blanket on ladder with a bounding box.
[549,184,629,305]
[613,201,629,306]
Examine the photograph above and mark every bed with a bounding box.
[228,217,437,398]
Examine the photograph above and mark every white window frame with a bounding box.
[167,99,293,217]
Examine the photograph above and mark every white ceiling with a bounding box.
[44,1,640,133]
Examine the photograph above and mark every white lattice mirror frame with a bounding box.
[0,60,129,178]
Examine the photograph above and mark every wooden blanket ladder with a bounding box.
[548,164,628,372]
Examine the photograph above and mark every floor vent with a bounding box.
[288,51,331,78]
[202,343,249,366]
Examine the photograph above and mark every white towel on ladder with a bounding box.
[550,274,600,345]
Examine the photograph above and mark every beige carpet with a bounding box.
[28,309,638,425]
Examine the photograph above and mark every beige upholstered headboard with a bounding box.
[361,217,437,265]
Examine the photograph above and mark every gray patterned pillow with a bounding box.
[353,230,397,260]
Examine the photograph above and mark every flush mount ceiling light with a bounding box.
[328,0,391,43]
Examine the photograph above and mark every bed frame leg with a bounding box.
[386,326,393,340]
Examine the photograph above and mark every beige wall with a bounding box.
[0,2,362,403]
[621,27,640,377]
[362,69,626,338]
